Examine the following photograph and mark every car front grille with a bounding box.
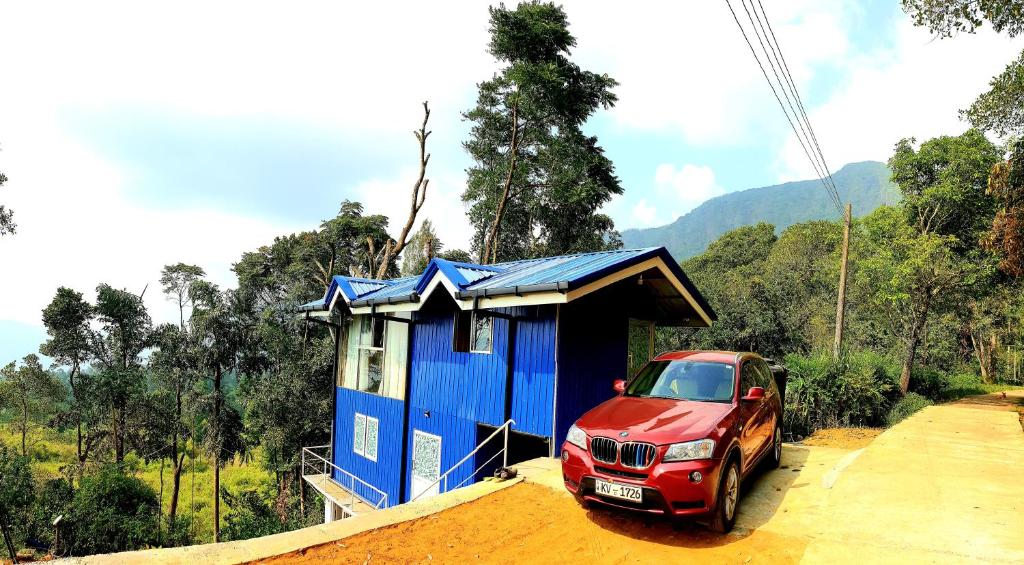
[620,442,656,469]
[589,438,656,468]
[590,437,618,464]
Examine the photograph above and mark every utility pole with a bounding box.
[833,203,852,361]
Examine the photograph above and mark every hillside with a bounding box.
[621,161,899,260]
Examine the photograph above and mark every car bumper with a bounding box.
[560,442,722,516]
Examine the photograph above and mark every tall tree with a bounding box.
[367,102,432,279]
[0,169,13,236]
[463,1,622,263]
[0,355,67,456]
[160,263,206,330]
[149,323,196,532]
[400,219,443,276]
[190,282,246,542]
[93,284,152,463]
[40,287,100,476]
[983,141,1024,277]
[965,49,1024,136]
[885,130,1002,391]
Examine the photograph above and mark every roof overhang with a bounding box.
[303,248,716,326]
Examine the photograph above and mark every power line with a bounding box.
[749,0,843,210]
[723,0,843,214]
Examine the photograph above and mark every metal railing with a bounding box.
[411,418,515,502]
[301,445,388,513]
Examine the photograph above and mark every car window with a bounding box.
[625,360,736,403]
[740,361,759,395]
[755,360,777,394]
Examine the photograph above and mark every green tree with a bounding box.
[965,50,1024,136]
[667,223,785,355]
[401,219,443,276]
[93,284,153,463]
[0,443,34,562]
[0,169,13,236]
[463,1,621,263]
[0,355,67,456]
[901,0,1024,38]
[40,287,99,476]
[190,283,247,542]
[160,263,206,329]
[63,467,159,555]
[886,131,1002,391]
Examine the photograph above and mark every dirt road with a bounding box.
[258,391,1023,564]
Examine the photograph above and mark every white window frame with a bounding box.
[357,316,387,393]
[469,312,493,354]
[352,412,379,462]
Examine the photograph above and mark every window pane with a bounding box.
[359,350,383,394]
[359,316,372,345]
[371,318,385,348]
[365,417,379,461]
[452,311,471,352]
[353,414,367,455]
[471,314,492,353]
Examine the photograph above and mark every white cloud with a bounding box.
[631,198,658,227]
[774,19,1024,181]
[569,0,851,145]
[651,163,727,222]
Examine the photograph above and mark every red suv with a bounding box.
[561,351,784,533]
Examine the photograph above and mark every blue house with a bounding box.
[298,246,716,521]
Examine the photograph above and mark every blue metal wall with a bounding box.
[511,308,557,437]
[408,310,509,426]
[402,306,557,501]
[332,387,404,506]
[554,297,629,448]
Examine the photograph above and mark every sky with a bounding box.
[1,0,1022,364]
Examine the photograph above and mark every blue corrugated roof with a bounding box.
[306,247,716,321]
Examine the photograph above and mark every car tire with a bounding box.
[709,459,740,534]
[767,426,783,469]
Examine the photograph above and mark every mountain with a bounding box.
[621,161,899,260]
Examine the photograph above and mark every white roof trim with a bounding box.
[337,255,712,325]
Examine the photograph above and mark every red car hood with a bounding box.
[575,396,733,446]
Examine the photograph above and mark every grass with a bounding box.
[1,426,274,545]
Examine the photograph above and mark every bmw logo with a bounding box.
[619,431,629,438]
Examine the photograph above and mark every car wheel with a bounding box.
[768,426,782,469]
[709,459,740,534]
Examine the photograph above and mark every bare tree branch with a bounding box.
[373,101,432,279]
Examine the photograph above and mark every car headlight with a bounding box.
[663,439,715,462]
[566,424,588,451]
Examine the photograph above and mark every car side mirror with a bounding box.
[741,386,765,401]
[613,379,626,394]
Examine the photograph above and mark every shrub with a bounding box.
[63,467,159,555]
[25,478,73,551]
[782,352,899,437]
[885,392,933,426]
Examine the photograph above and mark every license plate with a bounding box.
[594,479,643,502]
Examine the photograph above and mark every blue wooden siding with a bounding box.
[554,299,629,448]
[511,307,556,437]
[332,387,404,506]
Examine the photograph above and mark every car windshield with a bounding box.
[625,360,736,403]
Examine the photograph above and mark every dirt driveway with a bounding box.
[259,392,1024,564]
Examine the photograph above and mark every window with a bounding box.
[352,413,379,461]
[453,310,492,354]
[625,360,735,403]
[358,316,386,394]
[740,362,759,395]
